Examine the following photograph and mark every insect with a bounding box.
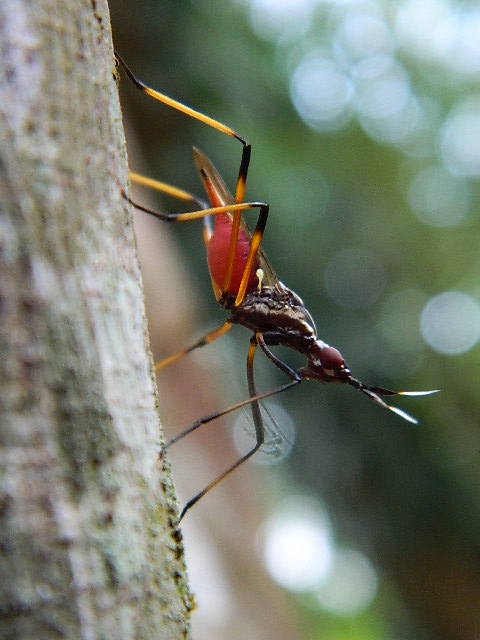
[115,52,438,521]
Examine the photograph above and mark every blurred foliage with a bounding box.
[111,1,480,638]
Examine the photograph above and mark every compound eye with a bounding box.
[320,346,345,372]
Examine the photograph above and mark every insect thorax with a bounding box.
[230,284,318,351]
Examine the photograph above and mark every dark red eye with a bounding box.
[320,346,344,371]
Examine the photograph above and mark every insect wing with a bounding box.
[234,401,296,464]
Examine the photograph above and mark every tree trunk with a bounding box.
[0,2,192,638]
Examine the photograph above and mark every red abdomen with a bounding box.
[207,215,259,295]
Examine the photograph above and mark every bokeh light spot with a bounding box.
[335,15,394,62]
[355,59,419,144]
[290,54,354,131]
[421,291,480,355]
[440,105,480,178]
[454,11,480,75]
[408,165,472,227]
[316,548,378,616]
[259,496,333,592]
[395,0,456,62]
[247,0,314,44]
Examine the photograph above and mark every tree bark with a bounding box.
[0,2,192,638]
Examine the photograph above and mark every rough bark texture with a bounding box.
[0,2,192,638]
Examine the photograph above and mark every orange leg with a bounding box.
[115,51,256,299]
[166,335,301,521]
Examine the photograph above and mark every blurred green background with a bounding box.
[110,1,480,639]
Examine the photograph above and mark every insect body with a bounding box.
[115,52,438,521]
[195,148,432,417]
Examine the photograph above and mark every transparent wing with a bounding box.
[233,401,296,465]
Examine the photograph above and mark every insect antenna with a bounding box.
[348,378,439,424]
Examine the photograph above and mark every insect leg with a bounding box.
[223,144,252,296]
[176,340,265,521]
[190,147,266,306]
[126,184,270,305]
[129,171,206,208]
[233,202,269,307]
[161,361,298,453]
[114,51,254,299]
[126,160,268,348]
[115,50,251,208]
[256,333,303,382]
[125,192,268,226]
[115,51,249,152]
[170,335,300,521]
[124,177,269,366]
[155,321,232,371]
